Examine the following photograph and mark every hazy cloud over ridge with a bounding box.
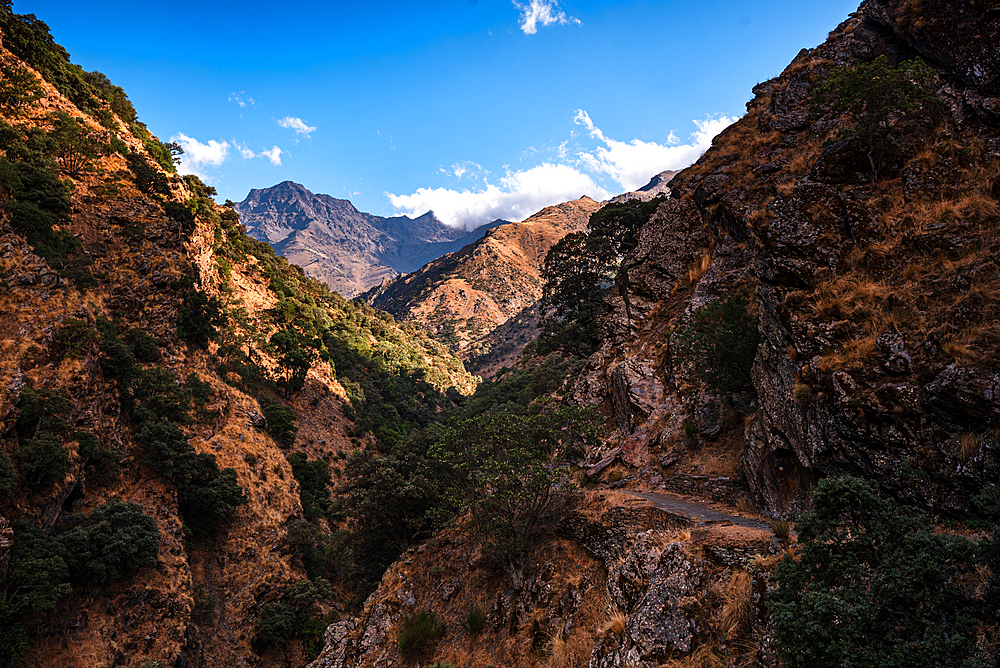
[386,111,736,230]
[574,110,738,191]
[387,163,610,230]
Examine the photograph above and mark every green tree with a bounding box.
[0,60,43,116]
[48,110,107,178]
[672,293,760,397]
[270,329,314,396]
[15,432,70,490]
[0,450,16,498]
[58,500,160,586]
[260,398,297,447]
[770,477,994,668]
[287,453,332,520]
[538,231,613,355]
[432,406,597,576]
[814,55,942,179]
[177,289,225,349]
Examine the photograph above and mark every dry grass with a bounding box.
[546,631,570,667]
[686,252,712,283]
[602,605,627,637]
[660,644,723,668]
[769,520,792,542]
[720,571,754,640]
[958,432,980,462]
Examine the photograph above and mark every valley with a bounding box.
[1,2,999,668]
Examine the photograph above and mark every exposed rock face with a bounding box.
[364,197,602,357]
[309,498,777,668]
[565,4,1000,520]
[235,181,501,297]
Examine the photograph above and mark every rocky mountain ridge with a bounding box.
[363,196,602,365]
[235,181,504,298]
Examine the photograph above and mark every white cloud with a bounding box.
[387,163,610,230]
[261,146,283,166]
[171,133,230,177]
[574,110,738,191]
[277,116,317,136]
[229,91,255,108]
[232,139,257,160]
[514,0,581,34]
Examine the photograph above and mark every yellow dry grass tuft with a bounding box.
[602,605,627,637]
[660,644,723,668]
[720,570,754,640]
[958,432,980,462]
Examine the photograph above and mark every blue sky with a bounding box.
[16,0,859,228]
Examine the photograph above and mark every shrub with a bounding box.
[255,602,297,645]
[131,367,192,423]
[0,61,43,116]
[287,453,332,520]
[126,151,170,197]
[15,432,71,490]
[813,55,942,180]
[58,500,160,585]
[76,429,121,486]
[163,200,195,235]
[672,293,760,397]
[261,398,297,448]
[48,110,107,178]
[49,318,97,361]
[0,450,16,498]
[15,388,72,441]
[461,606,486,635]
[124,327,160,362]
[138,421,246,532]
[177,289,225,349]
[398,610,445,664]
[770,476,994,668]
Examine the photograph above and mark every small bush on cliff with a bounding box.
[0,451,16,498]
[261,398,297,447]
[813,55,942,180]
[398,610,446,664]
[287,452,332,520]
[138,421,246,533]
[770,476,996,668]
[59,500,160,586]
[672,293,760,398]
[177,289,225,350]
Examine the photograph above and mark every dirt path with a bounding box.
[628,490,772,531]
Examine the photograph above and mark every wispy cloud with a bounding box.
[229,91,256,108]
[261,146,283,166]
[171,133,230,178]
[277,116,317,137]
[387,163,610,230]
[232,139,257,160]
[514,0,581,35]
[574,110,737,191]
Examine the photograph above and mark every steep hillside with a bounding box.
[0,11,475,668]
[235,181,502,298]
[364,196,602,358]
[307,2,1000,668]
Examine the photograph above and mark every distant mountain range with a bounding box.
[234,181,505,297]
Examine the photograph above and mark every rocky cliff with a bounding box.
[307,2,1000,667]
[570,0,1000,520]
[235,181,502,298]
